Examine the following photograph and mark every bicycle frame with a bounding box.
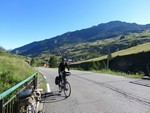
[59,72,71,98]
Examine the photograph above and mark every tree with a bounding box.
[30,58,35,66]
[129,41,138,47]
[30,58,42,66]
[100,61,107,69]
[107,48,112,69]
[88,61,99,70]
[49,56,58,68]
[120,35,125,40]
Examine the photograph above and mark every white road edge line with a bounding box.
[43,75,46,79]
[46,83,51,92]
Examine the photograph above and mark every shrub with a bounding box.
[49,56,58,68]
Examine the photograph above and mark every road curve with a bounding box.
[36,67,150,113]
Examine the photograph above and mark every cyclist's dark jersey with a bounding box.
[59,62,69,72]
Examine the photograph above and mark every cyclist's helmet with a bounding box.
[61,58,66,62]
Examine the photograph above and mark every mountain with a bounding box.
[11,21,150,59]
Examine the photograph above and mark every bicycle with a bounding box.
[17,88,42,113]
[58,71,71,98]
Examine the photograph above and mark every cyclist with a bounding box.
[58,58,70,77]
[58,58,70,86]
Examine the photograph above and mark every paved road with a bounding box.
[36,67,150,113]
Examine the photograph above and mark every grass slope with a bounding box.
[0,49,36,93]
[74,42,150,64]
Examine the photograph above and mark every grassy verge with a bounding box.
[95,69,144,78]
[72,68,144,79]
[0,55,36,93]
[37,72,47,92]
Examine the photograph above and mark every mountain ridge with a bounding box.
[11,21,150,58]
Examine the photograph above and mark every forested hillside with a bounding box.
[11,21,150,62]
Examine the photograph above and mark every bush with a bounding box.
[49,56,58,68]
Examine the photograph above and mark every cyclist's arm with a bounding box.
[66,62,70,71]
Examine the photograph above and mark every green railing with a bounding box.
[0,73,38,113]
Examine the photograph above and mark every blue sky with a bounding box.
[0,0,150,49]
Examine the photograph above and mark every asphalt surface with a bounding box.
[36,67,150,113]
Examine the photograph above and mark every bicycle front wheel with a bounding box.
[64,82,71,98]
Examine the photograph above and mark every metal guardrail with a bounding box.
[0,73,38,113]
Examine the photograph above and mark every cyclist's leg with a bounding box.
[59,71,66,90]
[58,73,63,92]
[63,75,67,90]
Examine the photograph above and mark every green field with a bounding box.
[71,42,150,78]
[74,42,150,64]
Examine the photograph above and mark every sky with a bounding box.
[0,0,150,50]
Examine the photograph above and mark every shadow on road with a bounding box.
[129,76,150,87]
[141,76,150,80]
[40,91,68,103]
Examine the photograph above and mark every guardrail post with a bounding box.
[13,99,18,113]
[0,99,3,113]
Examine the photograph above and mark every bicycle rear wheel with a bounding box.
[64,82,71,98]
